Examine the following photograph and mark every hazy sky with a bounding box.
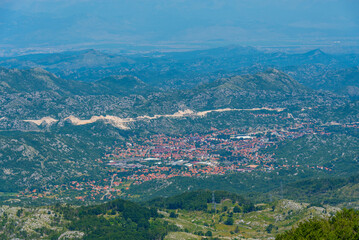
[0,0,358,50]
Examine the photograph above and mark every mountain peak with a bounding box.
[205,69,307,94]
[305,49,326,56]
[97,75,145,86]
[79,49,101,55]
[265,68,281,74]
[31,67,52,74]
[95,75,153,95]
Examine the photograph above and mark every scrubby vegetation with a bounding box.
[276,209,359,240]
[53,199,178,240]
[148,190,255,213]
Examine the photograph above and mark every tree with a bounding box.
[233,205,241,213]
[16,209,23,218]
[224,217,234,225]
[266,224,274,233]
[169,212,178,218]
[242,203,255,213]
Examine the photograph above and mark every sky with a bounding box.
[0,0,358,51]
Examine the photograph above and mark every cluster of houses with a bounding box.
[19,122,345,202]
[101,124,333,186]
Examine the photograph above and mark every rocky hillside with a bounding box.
[0,66,340,125]
[0,191,343,240]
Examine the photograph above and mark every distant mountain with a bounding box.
[304,48,326,57]
[149,46,358,68]
[139,69,319,114]
[0,67,154,96]
[95,75,153,95]
[0,67,160,121]
[0,67,90,95]
[0,49,133,70]
[159,45,261,60]
[285,65,359,98]
[1,47,358,91]
[297,48,334,63]
[200,68,307,93]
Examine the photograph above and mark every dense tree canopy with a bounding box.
[276,209,359,240]
[54,199,177,240]
[148,189,254,212]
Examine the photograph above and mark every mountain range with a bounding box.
[1,47,358,96]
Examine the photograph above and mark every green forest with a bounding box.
[276,208,359,240]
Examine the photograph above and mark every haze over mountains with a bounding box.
[1,0,359,53]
